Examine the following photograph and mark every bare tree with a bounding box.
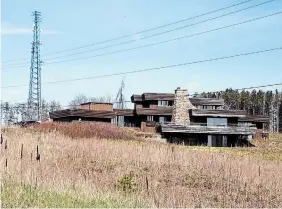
[89,95,113,103]
[48,100,61,112]
[68,94,89,109]
[41,99,49,121]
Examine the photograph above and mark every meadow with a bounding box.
[1,122,282,208]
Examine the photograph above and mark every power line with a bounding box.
[1,0,255,64]
[2,46,282,89]
[189,82,282,96]
[2,82,282,109]
[40,1,277,60]
[4,10,282,69]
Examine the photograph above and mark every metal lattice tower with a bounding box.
[27,11,42,121]
[115,77,126,109]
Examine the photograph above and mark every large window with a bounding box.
[207,117,227,127]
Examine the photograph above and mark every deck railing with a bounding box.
[161,121,256,128]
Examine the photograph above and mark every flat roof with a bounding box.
[80,102,113,105]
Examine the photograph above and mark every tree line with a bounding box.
[0,99,61,125]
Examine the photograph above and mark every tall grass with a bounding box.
[32,122,137,140]
[1,126,282,208]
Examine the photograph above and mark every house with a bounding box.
[159,88,262,146]
[49,87,269,146]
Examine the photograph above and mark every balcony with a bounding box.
[160,122,257,135]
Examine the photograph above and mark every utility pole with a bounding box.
[27,11,42,121]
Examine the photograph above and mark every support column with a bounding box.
[222,135,227,147]
[207,135,212,147]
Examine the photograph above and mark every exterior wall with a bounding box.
[172,88,192,126]
[134,103,143,109]
[80,103,113,111]
[141,122,156,133]
[150,104,158,109]
[54,116,111,123]
[80,104,91,110]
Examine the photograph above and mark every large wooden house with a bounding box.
[49,88,269,146]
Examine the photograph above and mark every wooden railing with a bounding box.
[161,121,256,128]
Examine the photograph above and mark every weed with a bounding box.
[116,172,137,193]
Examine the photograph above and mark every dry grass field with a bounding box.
[1,122,282,208]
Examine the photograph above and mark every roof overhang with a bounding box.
[49,109,115,119]
[191,109,246,118]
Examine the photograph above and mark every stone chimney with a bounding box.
[172,87,194,126]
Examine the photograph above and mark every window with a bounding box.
[143,102,149,108]
[159,116,168,123]
[147,115,154,121]
[207,118,227,127]
[159,116,164,123]
[158,100,169,107]
[205,105,216,110]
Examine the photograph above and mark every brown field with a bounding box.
[1,123,282,208]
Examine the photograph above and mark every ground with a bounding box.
[1,123,282,208]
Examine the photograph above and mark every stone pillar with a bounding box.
[172,87,193,126]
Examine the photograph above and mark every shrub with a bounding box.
[116,172,137,193]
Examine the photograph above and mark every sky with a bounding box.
[1,0,282,108]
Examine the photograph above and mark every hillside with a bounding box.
[1,124,282,208]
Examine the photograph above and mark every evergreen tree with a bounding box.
[256,90,264,115]
[265,91,273,116]
[279,98,282,133]
[240,90,248,111]
[250,90,257,115]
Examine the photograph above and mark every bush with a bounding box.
[33,122,137,140]
[116,172,137,193]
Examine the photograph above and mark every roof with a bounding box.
[131,93,224,106]
[142,93,174,101]
[80,102,113,105]
[239,115,269,123]
[131,94,142,102]
[114,109,134,116]
[49,109,115,119]
[191,109,246,118]
[190,98,224,106]
[135,107,173,116]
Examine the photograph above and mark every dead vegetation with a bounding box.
[29,122,138,140]
[1,125,282,208]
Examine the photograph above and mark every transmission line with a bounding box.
[4,10,282,69]
[3,82,282,110]
[2,0,272,65]
[1,46,281,89]
[189,82,282,96]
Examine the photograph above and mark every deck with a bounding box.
[161,123,257,135]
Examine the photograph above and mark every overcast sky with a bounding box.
[1,0,282,107]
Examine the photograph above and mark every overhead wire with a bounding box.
[2,82,282,109]
[2,46,282,89]
[3,10,282,69]
[1,0,256,64]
